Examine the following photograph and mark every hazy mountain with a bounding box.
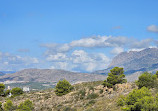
[0,72,4,76]
[93,48,158,75]
[0,69,106,84]
[0,71,16,74]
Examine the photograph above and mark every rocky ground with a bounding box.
[0,81,137,111]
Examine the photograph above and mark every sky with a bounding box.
[0,0,158,72]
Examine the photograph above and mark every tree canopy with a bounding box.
[17,99,34,111]
[118,87,158,111]
[136,72,157,89]
[55,79,72,96]
[3,100,15,111]
[11,87,23,96]
[0,83,5,96]
[103,67,127,88]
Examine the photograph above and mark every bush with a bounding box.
[156,71,158,78]
[55,79,72,96]
[17,99,34,111]
[87,93,99,99]
[0,102,2,111]
[136,72,157,89]
[4,90,10,97]
[118,87,158,111]
[78,89,86,99]
[0,83,5,96]
[3,100,15,111]
[103,67,127,88]
[11,87,23,96]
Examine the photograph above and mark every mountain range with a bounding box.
[93,48,158,75]
[0,48,158,86]
[0,69,106,84]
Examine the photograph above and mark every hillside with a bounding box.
[0,69,106,84]
[0,81,136,111]
[93,48,158,75]
[0,72,4,76]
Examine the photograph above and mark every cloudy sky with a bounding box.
[0,0,158,72]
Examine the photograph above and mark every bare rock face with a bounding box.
[0,69,106,84]
[109,48,158,71]
[94,48,158,75]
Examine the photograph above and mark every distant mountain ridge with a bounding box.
[0,69,106,84]
[93,48,158,75]
[0,72,4,76]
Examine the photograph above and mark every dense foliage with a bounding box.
[156,71,158,78]
[102,67,127,88]
[11,87,23,96]
[118,87,158,111]
[55,79,72,96]
[0,99,34,111]
[17,99,34,111]
[0,102,2,111]
[3,100,15,111]
[0,83,5,96]
[136,72,157,89]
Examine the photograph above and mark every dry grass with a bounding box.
[0,81,135,111]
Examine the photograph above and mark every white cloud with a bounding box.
[41,36,131,55]
[130,39,153,49]
[111,47,124,55]
[46,53,67,62]
[147,25,158,33]
[46,50,110,72]
[0,52,39,71]
[70,36,110,48]
[1,35,156,72]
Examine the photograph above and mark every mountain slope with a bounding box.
[0,69,106,84]
[0,72,4,76]
[93,48,158,75]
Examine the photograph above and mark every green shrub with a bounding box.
[89,86,94,91]
[4,90,10,97]
[87,100,96,105]
[156,71,158,78]
[17,99,34,111]
[63,106,76,111]
[136,72,157,89]
[78,89,86,99]
[0,102,2,111]
[87,93,99,99]
[103,67,127,88]
[99,89,103,94]
[11,87,23,96]
[55,79,72,96]
[118,87,158,111]
[0,83,5,96]
[117,95,125,106]
[3,100,15,111]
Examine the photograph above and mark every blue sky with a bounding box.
[0,0,158,72]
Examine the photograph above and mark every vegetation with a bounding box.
[3,100,15,111]
[0,83,5,96]
[4,90,10,97]
[1,70,158,110]
[136,72,157,89]
[103,67,127,88]
[0,99,34,111]
[156,71,158,78]
[55,79,72,96]
[118,87,158,111]
[17,99,34,111]
[0,102,2,111]
[11,87,23,96]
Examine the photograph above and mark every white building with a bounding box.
[23,87,30,92]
